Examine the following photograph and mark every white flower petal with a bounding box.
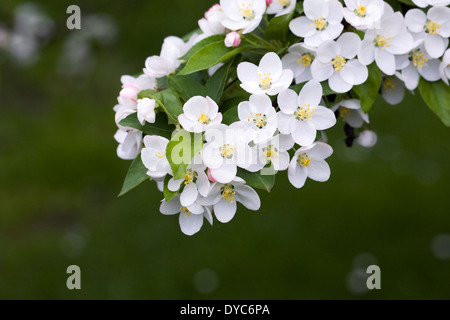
[312,106,336,130]
[214,198,237,223]
[179,212,203,236]
[292,121,317,146]
[210,163,237,184]
[288,161,307,189]
[340,59,369,85]
[299,80,323,107]
[235,185,261,210]
[307,159,331,182]
[328,72,353,93]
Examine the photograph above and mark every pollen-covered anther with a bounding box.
[297,53,314,67]
[298,153,311,167]
[331,55,347,72]
[221,185,236,204]
[355,5,367,17]
[220,144,236,159]
[424,20,441,35]
[295,104,315,121]
[258,73,273,90]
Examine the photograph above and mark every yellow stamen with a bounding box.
[297,53,314,67]
[248,113,267,129]
[383,77,396,92]
[264,145,279,162]
[156,151,165,159]
[221,186,236,204]
[220,144,235,159]
[425,20,441,35]
[278,0,291,6]
[258,73,273,90]
[298,153,311,167]
[239,4,255,20]
[180,207,190,217]
[295,104,315,121]
[331,56,346,72]
[412,51,428,68]
[313,17,328,30]
[374,35,391,50]
[340,107,350,118]
[355,5,366,17]
[198,113,211,124]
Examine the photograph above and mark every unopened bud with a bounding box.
[357,130,378,148]
[224,32,241,48]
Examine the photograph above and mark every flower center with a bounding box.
[355,5,367,17]
[383,77,396,92]
[424,20,441,35]
[264,145,279,162]
[156,151,165,159]
[411,50,428,68]
[294,104,315,121]
[278,0,291,6]
[298,153,311,167]
[340,107,350,118]
[297,53,314,67]
[198,113,211,124]
[258,73,273,90]
[375,35,391,50]
[239,4,255,20]
[221,185,236,204]
[183,169,197,187]
[249,113,267,129]
[313,17,328,31]
[220,144,236,159]
[180,207,191,217]
[331,56,346,72]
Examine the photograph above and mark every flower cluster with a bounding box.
[113,0,450,235]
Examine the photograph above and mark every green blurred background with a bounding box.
[0,0,449,300]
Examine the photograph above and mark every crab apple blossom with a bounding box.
[267,0,297,17]
[198,4,227,36]
[277,81,336,147]
[440,49,450,85]
[381,75,406,105]
[281,43,316,84]
[225,31,242,48]
[238,94,278,144]
[220,0,266,34]
[311,32,368,93]
[289,0,344,47]
[202,123,254,184]
[412,0,450,7]
[168,162,211,207]
[331,99,369,129]
[396,46,441,90]
[118,74,156,109]
[144,36,191,78]
[136,98,156,125]
[237,52,293,95]
[198,177,260,223]
[178,96,223,133]
[405,7,450,59]
[114,129,142,161]
[246,135,291,173]
[358,13,415,75]
[342,0,385,30]
[141,135,172,180]
[288,142,333,189]
[160,195,213,236]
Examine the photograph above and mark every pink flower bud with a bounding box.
[266,0,273,6]
[224,32,241,48]
[207,168,218,183]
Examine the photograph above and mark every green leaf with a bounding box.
[237,168,276,193]
[168,75,208,102]
[296,1,304,15]
[138,89,162,100]
[119,156,149,197]
[156,77,169,90]
[397,0,414,5]
[166,130,204,180]
[160,89,183,124]
[181,35,225,61]
[290,81,336,96]
[265,10,295,41]
[119,113,174,139]
[418,79,450,127]
[205,58,235,103]
[179,41,245,75]
[222,105,240,125]
[163,175,179,202]
[352,62,382,113]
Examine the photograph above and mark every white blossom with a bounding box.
[220,0,266,34]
